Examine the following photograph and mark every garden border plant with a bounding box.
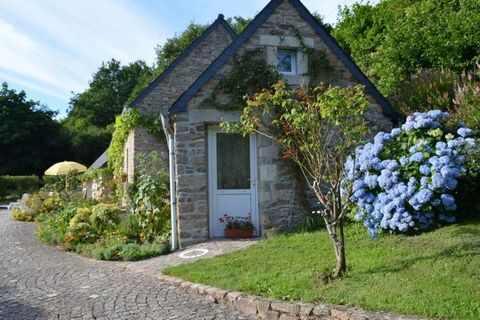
[107,108,164,201]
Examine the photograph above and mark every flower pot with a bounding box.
[224,228,254,239]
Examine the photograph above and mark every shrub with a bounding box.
[70,207,92,224]
[39,195,64,214]
[25,192,45,215]
[76,236,169,261]
[118,214,142,242]
[120,242,170,261]
[348,110,476,235]
[66,207,97,246]
[36,205,77,246]
[11,208,34,222]
[11,191,50,222]
[393,64,480,131]
[89,203,120,234]
[129,153,170,243]
[451,63,480,130]
[89,243,124,261]
[297,210,325,233]
[392,69,457,116]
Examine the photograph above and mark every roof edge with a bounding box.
[89,150,107,169]
[288,0,398,120]
[129,14,237,109]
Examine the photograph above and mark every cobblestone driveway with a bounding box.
[0,210,258,320]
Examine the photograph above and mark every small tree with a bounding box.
[222,81,371,278]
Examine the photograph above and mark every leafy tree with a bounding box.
[222,81,371,279]
[0,82,72,175]
[154,23,209,75]
[66,59,152,128]
[333,0,480,97]
[63,59,152,165]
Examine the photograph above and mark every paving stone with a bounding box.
[0,209,259,320]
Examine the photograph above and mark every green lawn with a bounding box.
[164,221,480,319]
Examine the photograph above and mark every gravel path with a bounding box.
[0,209,258,320]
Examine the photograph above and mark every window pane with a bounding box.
[216,133,250,189]
[277,50,295,73]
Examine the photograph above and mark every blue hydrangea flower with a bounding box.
[410,152,424,163]
[345,110,475,236]
[457,127,472,137]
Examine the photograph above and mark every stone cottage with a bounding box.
[95,0,398,248]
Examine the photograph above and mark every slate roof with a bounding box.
[169,0,398,121]
[89,150,107,169]
[129,14,237,109]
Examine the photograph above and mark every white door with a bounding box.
[208,127,258,238]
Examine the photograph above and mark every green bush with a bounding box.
[392,65,480,131]
[33,192,169,261]
[89,242,124,261]
[70,207,92,224]
[38,195,64,214]
[120,242,170,261]
[392,69,457,116]
[90,203,120,234]
[118,214,142,242]
[11,208,35,222]
[65,207,97,247]
[129,153,171,242]
[36,205,77,246]
[10,191,55,222]
[297,210,325,233]
[76,237,169,261]
[0,175,42,200]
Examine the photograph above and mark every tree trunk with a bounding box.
[332,219,346,278]
[325,218,347,279]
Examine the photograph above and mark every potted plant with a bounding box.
[219,213,254,239]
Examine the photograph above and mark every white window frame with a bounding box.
[277,49,297,75]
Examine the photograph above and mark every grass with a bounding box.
[164,221,480,319]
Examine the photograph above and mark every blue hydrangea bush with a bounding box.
[347,110,476,236]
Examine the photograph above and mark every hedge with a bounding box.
[0,176,43,201]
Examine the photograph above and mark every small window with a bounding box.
[277,49,297,75]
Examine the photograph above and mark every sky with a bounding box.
[0,0,376,118]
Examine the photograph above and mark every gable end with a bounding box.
[169,0,284,114]
[169,0,398,121]
[129,14,237,109]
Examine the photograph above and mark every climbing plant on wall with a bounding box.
[292,28,333,85]
[202,49,281,110]
[107,108,164,202]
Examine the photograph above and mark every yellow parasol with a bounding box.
[44,161,87,176]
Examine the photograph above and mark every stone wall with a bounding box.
[123,126,168,182]
[173,0,394,246]
[134,21,235,116]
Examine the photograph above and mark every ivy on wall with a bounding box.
[107,108,164,202]
[201,34,333,111]
[201,48,281,110]
[292,28,333,85]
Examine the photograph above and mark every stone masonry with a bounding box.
[173,0,394,246]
